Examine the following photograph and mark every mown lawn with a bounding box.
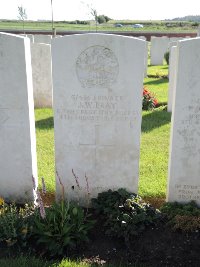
[0,20,197,32]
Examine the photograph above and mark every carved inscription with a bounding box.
[175,184,200,200]
[76,46,119,88]
[57,94,135,122]
[178,99,200,158]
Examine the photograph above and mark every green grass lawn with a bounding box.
[0,20,198,32]
[139,107,171,198]
[35,108,55,192]
[144,77,168,103]
[144,62,169,104]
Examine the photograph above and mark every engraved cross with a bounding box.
[79,124,114,169]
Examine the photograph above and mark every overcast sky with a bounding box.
[1,0,200,21]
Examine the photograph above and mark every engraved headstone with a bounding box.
[167,38,200,204]
[52,33,146,204]
[0,32,38,202]
[31,43,53,108]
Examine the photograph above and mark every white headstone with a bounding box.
[168,41,178,50]
[137,37,148,77]
[34,34,52,44]
[167,38,200,204]
[27,34,34,43]
[169,37,183,42]
[52,33,146,204]
[138,36,146,41]
[167,46,177,112]
[0,33,38,202]
[144,41,149,77]
[31,43,53,108]
[150,36,169,65]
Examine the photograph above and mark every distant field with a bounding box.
[0,19,198,32]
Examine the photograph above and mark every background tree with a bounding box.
[90,8,98,32]
[18,6,27,34]
[97,15,111,24]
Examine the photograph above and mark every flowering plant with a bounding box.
[143,88,158,110]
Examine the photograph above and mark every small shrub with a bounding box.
[31,200,94,256]
[143,88,158,110]
[164,51,170,65]
[91,189,161,245]
[161,201,200,232]
[0,200,34,248]
[172,215,200,232]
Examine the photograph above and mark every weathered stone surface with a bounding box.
[150,36,169,65]
[167,46,178,112]
[34,34,52,44]
[31,43,53,108]
[167,38,200,204]
[0,33,38,202]
[52,33,146,204]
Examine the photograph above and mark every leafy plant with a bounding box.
[0,201,34,248]
[164,51,170,65]
[143,88,158,110]
[161,201,200,232]
[91,189,161,245]
[31,200,94,256]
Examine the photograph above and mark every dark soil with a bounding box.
[79,221,200,267]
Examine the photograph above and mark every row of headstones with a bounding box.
[150,36,191,66]
[28,34,192,111]
[0,32,199,205]
[22,35,54,108]
[24,34,191,111]
[20,34,149,109]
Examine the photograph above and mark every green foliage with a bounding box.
[97,15,111,24]
[97,15,106,24]
[0,202,33,248]
[161,201,200,232]
[161,201,200,218]
[31,201,94,256]
[164,51,170,65]
[92,189,161,244]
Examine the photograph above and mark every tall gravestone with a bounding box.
[167,38,200,204]
[31,43,53,108]
[0,33,38,202]
[167,46,177,112]
[52,33,146,204]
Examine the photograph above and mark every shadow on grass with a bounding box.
[35,117,54,129]
[142,108,171,133]
[144,78,168,86]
